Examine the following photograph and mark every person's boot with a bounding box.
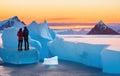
[24,48,27,50]
[18,48,20,51]
[18,47,20,51]
[27,47,29,50]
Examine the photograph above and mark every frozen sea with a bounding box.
[58,35,120,51]
[1,60,120,76]
[0,34,120,76]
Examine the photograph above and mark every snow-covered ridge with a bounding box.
[55,29,90,35]
[97,20,104,25]
[0,16,25,30]
[107,24,120,33]
[88,21,119,35]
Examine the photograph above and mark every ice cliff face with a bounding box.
[28,20,56,59]
[88,21,119,35]
[28,20,56,40]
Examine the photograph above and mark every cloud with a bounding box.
[48,22,96,26]
[47,18,76,21]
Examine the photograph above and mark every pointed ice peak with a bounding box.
[8,16,21,22]
[32,20,37,24]
[10,16,19,20]
[42,20,48,26]
[44,20,47,24]
[12,16,18,19]
[98,20,104,25]
[30,20,38,25]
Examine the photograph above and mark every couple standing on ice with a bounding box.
[17,27,29,51]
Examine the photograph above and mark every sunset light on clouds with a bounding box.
[0,0,120,27]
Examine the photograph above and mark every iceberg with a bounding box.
[28,20,56,59]
[0,19,56,64]
[28,20,56,41]
[43,56,58,65]
[0,16,56,60]
[48,37,120,74]
[101,46,120,74]
[0,19,56,63]
[48,37,108,68]
[0,27,42,64]
[2,27,42,50]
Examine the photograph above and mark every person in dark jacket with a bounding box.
[23,27,29,50]
[17,28,23,51]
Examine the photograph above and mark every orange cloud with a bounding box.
[49,25,94,29]
[47,18,77,21]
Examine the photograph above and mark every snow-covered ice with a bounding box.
[43,56,58,65]
[107,24,120,33]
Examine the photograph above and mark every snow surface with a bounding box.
[43,56,58,65]
[107,24,120,33]
[98,20,104,25]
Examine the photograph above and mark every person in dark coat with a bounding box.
[17,28,23,51]
[23,27,29,50]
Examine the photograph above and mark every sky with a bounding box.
[0,0,120,29]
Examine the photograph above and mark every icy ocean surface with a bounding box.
[0,60,120,76]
